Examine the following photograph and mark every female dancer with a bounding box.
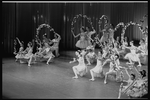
[73,26,89,49]
[85,26,96,45]
[85,45,96,65]
[15,37,24,62]
[100,29,109,43]
[89,52,105,81]
[119,37,129,57]
[118,67,136,99]
[38,42,55,64]
[104,54,122,84]
[108,27,115,44]
[137,39,148,57]
[51,32,61,57]
[19,42,33,67]
[72,50,87,79]
[124,41,142,67]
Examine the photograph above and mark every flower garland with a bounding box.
[36,23,57,40]
[98,15,109,31]
[71,14,95,36]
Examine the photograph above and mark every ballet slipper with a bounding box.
[87,63,91,66]
[72,76,78,79]
[89,79,95,81]
[104,81,107,84]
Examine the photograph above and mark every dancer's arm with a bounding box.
[69,58,77,63]
[89,29,96,35]
[16,37,22,46]
[72,33,80,38]
[55,33,61,41]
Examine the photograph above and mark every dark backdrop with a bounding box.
[2,3,147,57]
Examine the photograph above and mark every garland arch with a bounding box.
[71,14,95,36]
[35,23,58,41]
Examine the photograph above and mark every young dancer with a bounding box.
[85,45,96,65]
[15,37,24,61]
[73,26,90,49]
[118,68,136,99]
[72,50,87,79]
[19,42,33,66]
[89,52,105,81]
[51,32,61,57]
[124,41,142,67]
[104,54,121,84]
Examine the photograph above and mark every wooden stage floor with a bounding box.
[2,51,148,99]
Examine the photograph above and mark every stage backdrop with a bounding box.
[2,2,147,57]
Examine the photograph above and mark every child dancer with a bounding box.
[72,50,87,79]
[104,54,121,84]
[51,32,61,57]
[15,37,24,61]
[89,52,105,81]
[85,45,96,65]
[118,67,136,99]
[124,41,142,67]
[19,42,33,66]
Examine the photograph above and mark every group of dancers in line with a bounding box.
[13,32,61,66]
[13,23,148,98]
[69,25,148,98]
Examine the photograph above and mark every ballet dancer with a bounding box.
[124,41,142,67]
[118,67,136,99]
[73,26,89,49]
[104,54,121,84]
[51,32,61,57]
[19,42,33,67]
[89,52,105,81]
[85,26,96,45]
[85,45,96,65]
[72,50,87,79]
[15,37,24,62]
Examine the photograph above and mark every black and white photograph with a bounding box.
[2,1,148,99]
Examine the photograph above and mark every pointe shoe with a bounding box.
[89,79,95,81]
[87,63,91,66]
[104,81,107,84]
[72,76,78,79]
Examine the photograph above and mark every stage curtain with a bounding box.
[2,3,148,57]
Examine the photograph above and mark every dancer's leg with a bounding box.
[89,70,95,81]
[118,83,123,99]
[72,67,78,79]
[46,56,52,65]
[86,55,91,65]
[28,55,33,67]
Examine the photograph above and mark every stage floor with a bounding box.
[2,51,148,99]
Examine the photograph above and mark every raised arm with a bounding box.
[55,33,61,40]
[16,37,22,46]
[72,33,80,38]
[89,29,96,35]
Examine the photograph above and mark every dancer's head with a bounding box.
[130,41,134,46]
[80,26,85,32]
[86,27,90,32]
[130,73,136,80]
[124,37,127,41]
[28,42,32,47]
[116,36,119,41]
[139,38,145,45]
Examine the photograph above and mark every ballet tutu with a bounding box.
[91,66,104,77]
[74,64,87,76]
[100,35,108,43]
[76,40,91,49]
[124,53,139,62]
